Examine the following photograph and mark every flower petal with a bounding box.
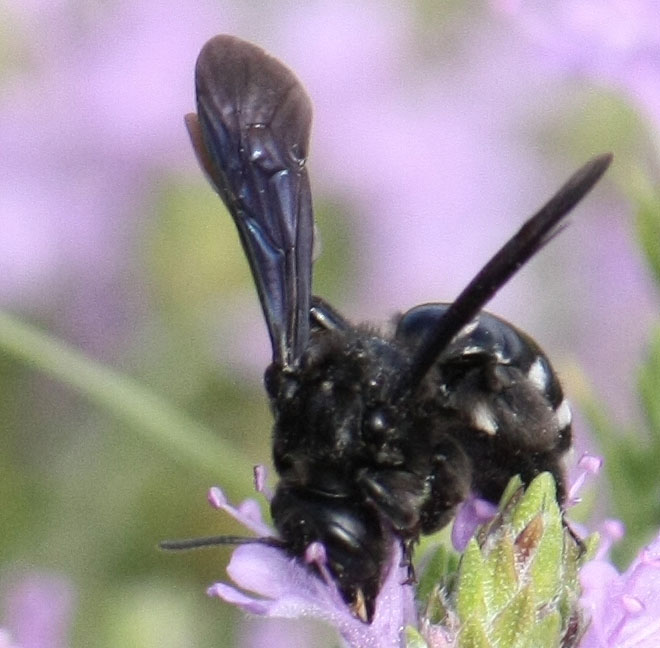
[212,540,415,647]
[207,487,273,537]
[451,495,497,551]
[580,528,660,647]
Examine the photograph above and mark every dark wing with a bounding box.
[190,35,314,367]
[396,153,612,395]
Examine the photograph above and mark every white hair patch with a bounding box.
[554,399,572,429]
[471,401,498,435]
[527,357,549,392]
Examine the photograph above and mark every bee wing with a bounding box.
[400,152,613,393]
[191,35,314,367]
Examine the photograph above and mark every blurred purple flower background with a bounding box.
[0,0,240,351]
[0,572,74,648]
[2,0,656,395]
[2,1,659,647]
[494,0,660,137]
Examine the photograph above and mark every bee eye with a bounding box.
[264,364,279,398]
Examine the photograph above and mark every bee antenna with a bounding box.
[159,535,286,551]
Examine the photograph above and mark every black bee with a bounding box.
[165,34,612,623]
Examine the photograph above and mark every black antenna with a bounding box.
[159,535,285,551]
[400,152,613,395]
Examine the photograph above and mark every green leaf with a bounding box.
[639,326,660,444]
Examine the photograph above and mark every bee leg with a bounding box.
[419,435,472,534]
[562,514,587,556]
[310,295,350,331]
[400,537,418,584]
[357,468,427,532]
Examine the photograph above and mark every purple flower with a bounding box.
[0,571,74,648]
[567,453,604,509]
[580,531,660,647]
[0,629,19,648]
[572,456,660,647]
[206,474,415,648]
[203,456,660,647]
[450,495,498,552]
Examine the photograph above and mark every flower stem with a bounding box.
[0,309,254,496]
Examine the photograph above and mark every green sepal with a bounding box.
[580,532,600,563]
[529,510,564,601]
[511,472,557,532]
[422,585,449,626]
[525,610,562,648]
[491,583,535,647]
[497,474,524,508]
[456,539,489,620]
[404,626,429,648]
[420,472,587,647]
[417,542,460,606]
[485,532,517,610]
[458,616,490,648]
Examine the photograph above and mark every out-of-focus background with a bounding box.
[2,1,660,646]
